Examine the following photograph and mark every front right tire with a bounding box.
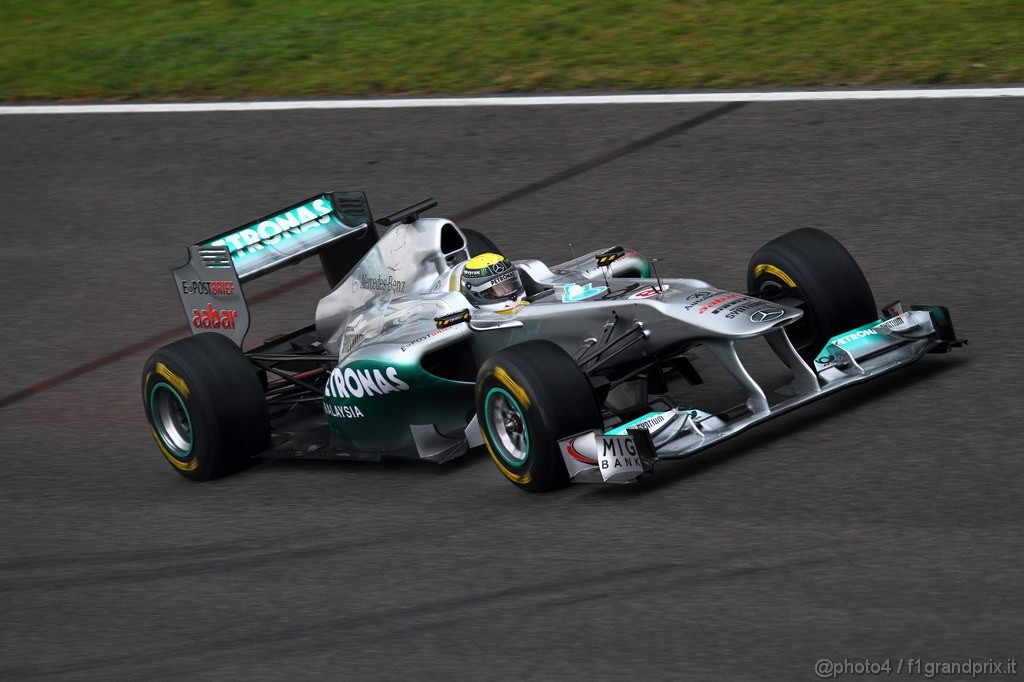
[747,228,877,362]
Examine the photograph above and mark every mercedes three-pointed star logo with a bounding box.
[750,308,786,323]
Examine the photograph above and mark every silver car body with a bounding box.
[176,194,963,484]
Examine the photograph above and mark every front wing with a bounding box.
[559,304,965,484]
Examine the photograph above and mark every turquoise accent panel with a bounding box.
[814,319,886,368]
[562,283,607,302]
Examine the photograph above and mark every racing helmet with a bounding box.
[460,252,526,311]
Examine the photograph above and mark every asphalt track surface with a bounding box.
[1,97,1022,680]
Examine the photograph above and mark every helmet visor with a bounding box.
[470,271,523,301]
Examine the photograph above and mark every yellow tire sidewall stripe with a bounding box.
[149,424,198,472]
[483,436,532,485]
[754,263,797,288]
[483,365,534,485]
[492,366,531,409]
[155,362,190,399]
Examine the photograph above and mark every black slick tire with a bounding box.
[476,340,601,493]
[747,227,877,362]
[142,333,270,481]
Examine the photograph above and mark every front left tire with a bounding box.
[476,340,602,493]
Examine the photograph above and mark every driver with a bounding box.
[460,252,526,312]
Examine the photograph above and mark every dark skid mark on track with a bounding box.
[457,101,746,221]
[0,102,744,411]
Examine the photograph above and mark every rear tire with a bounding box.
[747,228,877,362]
[142,333,269,481]
[476,340,601,493]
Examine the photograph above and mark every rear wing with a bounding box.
[201,191,377,283]
[172,191,379,346]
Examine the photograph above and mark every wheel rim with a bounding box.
[150,382,193,457]
[485,387,530,467]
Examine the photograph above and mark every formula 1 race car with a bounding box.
[142,192,965,492]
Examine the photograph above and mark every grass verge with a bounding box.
[2,0,1022,101]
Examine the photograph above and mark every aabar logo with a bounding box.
[209,198,333,258]
[324,366,410,399]
[699,292,741,314]
[191,304,239,330]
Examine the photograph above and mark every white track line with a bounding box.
[2,87,1023,115]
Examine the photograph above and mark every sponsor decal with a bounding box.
[324,366,410,399]
[487,271,517,287]
[683,289,720,310]
[834,328,878,345]
[191,303,239,330]
[712,297,751,315]
[629,285,669,299]
[698,292,742,314]
[724,299,764,319]
[209,197,334,259]
[602,436,639,464]
[562,282,607,302]
[634,413,665,430]
[324,404,365,419]
[883,316,905,329]
[814,320,886,368]
[354,273,407,294]
[180,280,236,296]
[599,436,645,482]
[750,308,786,323]
[605,411,671,436]
[684,290,766,317]
[401,326,451,351]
